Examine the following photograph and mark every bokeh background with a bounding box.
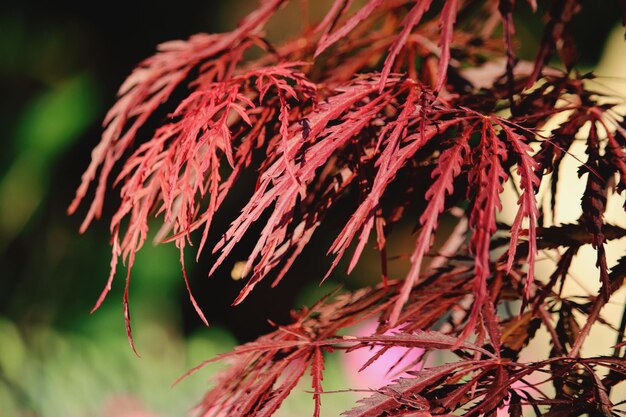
[1,1,625,416]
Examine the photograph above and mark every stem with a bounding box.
[613,292,626,358]
[605,291,626,394]
[568,295,607,358]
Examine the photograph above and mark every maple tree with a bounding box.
[69,0,626,415]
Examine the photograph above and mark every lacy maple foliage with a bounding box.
[70,0,626,415]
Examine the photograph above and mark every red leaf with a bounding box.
[379,0,434,90]
[343,362,480,417]
[346,331,494,356]
[315,0,353,38]
[484,300,502,354]
[435,0,459,93]
[123,268,139,357]
[332,85,422,277]
[527,0,580,86]
[311,347,325,417]
[68,0,285,226]
[501,123,540,299]
[210,78,388,303]
[464,120,508,338]
[389,129,469,325]
[315,0,384,57]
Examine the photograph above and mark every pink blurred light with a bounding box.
[340,318,424,389]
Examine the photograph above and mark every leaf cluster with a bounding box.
[70,0,626,415]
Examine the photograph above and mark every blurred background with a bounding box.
[0,1,624,416]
